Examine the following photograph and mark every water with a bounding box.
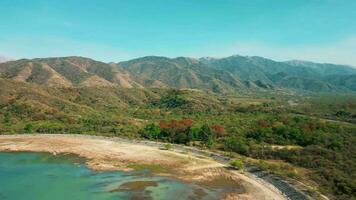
[0,152,225,200]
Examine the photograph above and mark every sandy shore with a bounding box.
[0,134,286,200]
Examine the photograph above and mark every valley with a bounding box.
[0,56,355,200]
[2,1,355,199]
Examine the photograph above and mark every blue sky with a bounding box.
[0,0,355,65]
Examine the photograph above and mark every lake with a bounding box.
[0,152,226,200]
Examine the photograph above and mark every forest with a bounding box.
[0,85,355,200]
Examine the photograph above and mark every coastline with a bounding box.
[0,134,287,200]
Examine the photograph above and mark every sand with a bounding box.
[0,134,286,200]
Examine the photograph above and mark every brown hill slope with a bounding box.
[0,56,249,93]
[0,57,142,88]
[118,56,246,93]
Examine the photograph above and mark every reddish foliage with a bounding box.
[257,120,269,128]
[299,122,316,132]
[212,124,225,137]
[159,120,168,129]
[67,117,76,124]
[180,119,193,127]
[170,119,179,128]
[159,119,193,130]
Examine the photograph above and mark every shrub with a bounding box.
[24,123,33,133]
[163,143,172,150]
[139,123,161,139]
[223,136,249,155]
[230,160,244,170]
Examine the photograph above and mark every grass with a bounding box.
[126,163,172,174]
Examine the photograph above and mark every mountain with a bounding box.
[117,56,246,93]
[201,55,356,92]
[0,56,142,88]
[1,55,355,93]
[323,74,356,91]
[285,60,356,76]
[0,56,250,93]
[0,56,12,63]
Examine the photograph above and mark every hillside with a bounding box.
[1,55,355,93]
[202,55,356,92]
[117,56,248,93]
[323,74,356,91]
[0,57,142,88]
[1,77,355,200]
[1,72,356,200]
[0,78,224,134]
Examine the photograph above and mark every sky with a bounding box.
[0,0,355,66]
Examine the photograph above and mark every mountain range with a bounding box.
[1,55,355,93]
[0,56,12,63]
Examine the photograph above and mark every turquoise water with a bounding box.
[0,152,224,200]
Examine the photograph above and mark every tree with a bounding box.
[173,132,189,144]
[3,113,9,124]
[247,128,272,143]
[199,124,214,146]
[139,123,161,139]
[187,127,200,141]
[212,124,225,138]
[223,136,249,155]
[159,90,187,108]
[24,123,33,133]
[180,119,193,127]
[158,119,194,143]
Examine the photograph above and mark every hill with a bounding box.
[201,55,356,92]
[117,56,248,93]
[0,57,142,88]
[1,55,355,93]
[0,78,355,200]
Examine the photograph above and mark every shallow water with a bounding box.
[0,152,227,200]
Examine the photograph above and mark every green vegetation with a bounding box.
[139,119,222,146]
[126,163,171,174]
[229,160,244,170]
[0,76,355,199]
[2,56,356,92]
[24,123,33,133]
[1,54,356,200]
[163,143,172,150]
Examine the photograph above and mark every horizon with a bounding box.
[2,54,356,68]
[1,2,356,199]
[0,0,355,66]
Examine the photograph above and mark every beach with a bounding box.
[0,134,286,200]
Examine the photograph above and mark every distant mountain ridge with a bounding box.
[201,55,356,92]
[1,55,355,93]
[118,56,246,93]
[0,56,142,88]
[0,56,12,63]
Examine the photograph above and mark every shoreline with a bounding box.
[0,134,287,200]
